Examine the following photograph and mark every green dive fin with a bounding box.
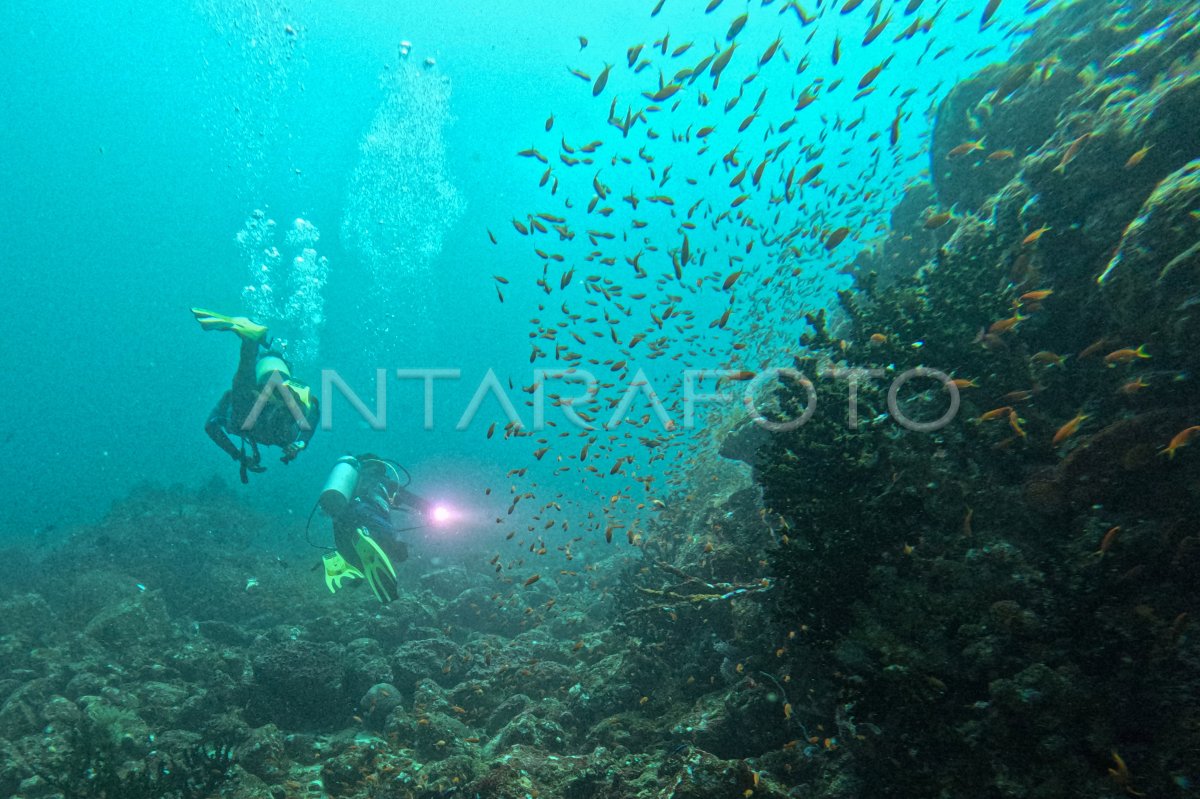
[322,552,364,594]
[190,308,269,344]
[352,527,399,604]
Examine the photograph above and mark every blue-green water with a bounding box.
[0,0,1034,534]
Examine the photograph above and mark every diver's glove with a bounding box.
[281,440,306,464]
[238,453,266,483]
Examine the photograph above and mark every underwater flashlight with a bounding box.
[430,504,457,525]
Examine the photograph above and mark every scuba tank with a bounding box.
[255,353,292,385]
[319,456,361,516]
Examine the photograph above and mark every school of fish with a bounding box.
[471,0,1192,604]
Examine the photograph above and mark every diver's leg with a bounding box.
[375,534,409,566]
[204,392,242,461]
[230,338,261,423]
[334,521,365,572]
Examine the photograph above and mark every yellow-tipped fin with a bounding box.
[190,308,269,344]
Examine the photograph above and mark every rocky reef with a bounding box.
[747,1,1200,796]
[0,477,800,799]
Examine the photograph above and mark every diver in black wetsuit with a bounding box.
[191,308,320,483]
[318,455,432,604]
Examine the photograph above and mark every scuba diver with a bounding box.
[316,455,434,604]
[191,309,319,483]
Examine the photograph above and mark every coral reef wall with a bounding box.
[748,2,1200,796]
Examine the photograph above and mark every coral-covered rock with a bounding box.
[932,62,1080,211]
[247,640,350,730]
[0,595,56,645]
[390,636,460,692]
[83,590,175,648]
[238,723,287,781]
[420,566,486,600]
[441,586,526,634]
[0,679,53,739]
[492,708,567,752]
[343,638,394,699]
[134,681,191,727]
[484,693,533,735]
[1099,158,1200,362]
[358,682,402,732]
[197,618,254,646]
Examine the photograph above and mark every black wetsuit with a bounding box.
[205,338,319,472]
[333,459,419,572]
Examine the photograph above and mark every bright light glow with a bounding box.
[431,504,454,525]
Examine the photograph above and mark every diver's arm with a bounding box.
[205,392,242,461]
[391,486,434,517]
[297,396,320,446]
[281,396,319,463]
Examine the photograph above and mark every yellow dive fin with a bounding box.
[322,552,364,594]
[285,380,314,412]
[190,308,269,344]
[352,528,399,603]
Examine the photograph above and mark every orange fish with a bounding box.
[1161,425,1200,459]
[1117,377,1149,396]
[858,56,893,91]
[650,83,684,102]
[1078,337,1111,359]
[1096,525,1120,556]
[1022,225,1051,246]
[981,0,1002,28]
[862,14,893,46]
[825,227,851,250]
[986,149,1015,162]
[977,406,1014,422]
[924,211,953,230]
[1053,132,1090,174]
[1008,410,1026,439]
[759,36,782,67]
[1052,412,1088,447]
[710,43,739,81]
[1104,345,1150,366]
[1019,289,1052,303]
[726,12,748,40]
[1124,145,1153,170]
[523,574,541,586]
[1030,351,1068,368]
[947,140,985,159]
[988,313,1025,335]
[592,63,612,96]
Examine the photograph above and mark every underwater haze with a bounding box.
[3,0,1200,797]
